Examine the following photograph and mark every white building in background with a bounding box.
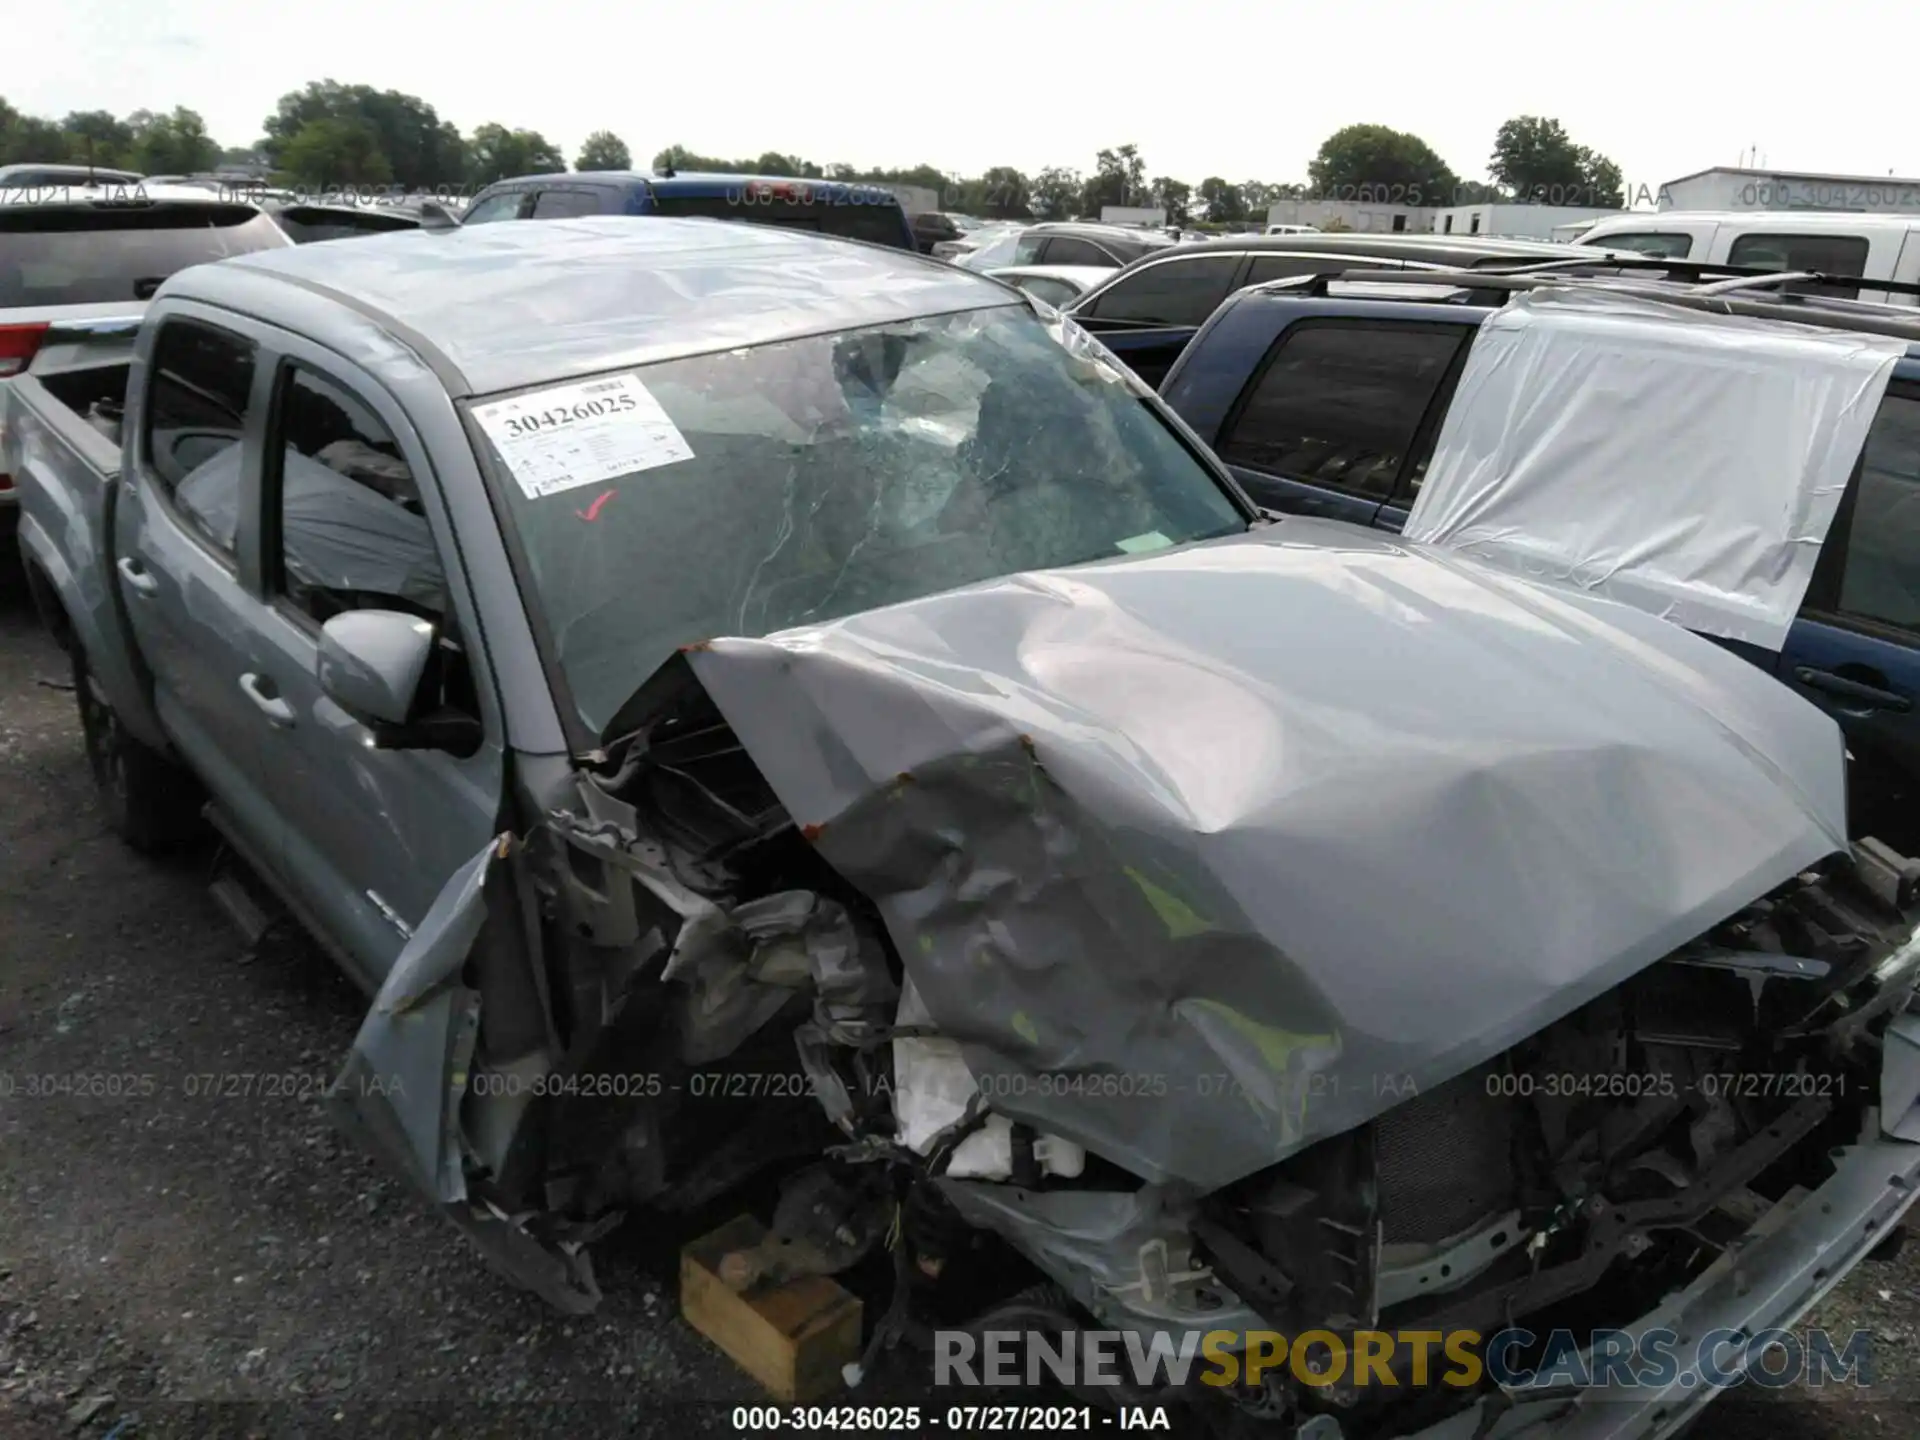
[1430,203,1623,239]
[1263,196,1625,241]
[1656,167,1920,213]
[1263,198,1428,234]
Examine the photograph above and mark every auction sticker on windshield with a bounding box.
[471,373,693,499]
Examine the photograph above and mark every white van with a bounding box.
[1570,211,1920,305]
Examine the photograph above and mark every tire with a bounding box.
[70,644,202,852]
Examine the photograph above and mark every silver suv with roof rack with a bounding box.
[1157,254,1920,852]
[1047,232,1627,388]
[0,181,289,549]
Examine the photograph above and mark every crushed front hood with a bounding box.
[670,520,1850,1190]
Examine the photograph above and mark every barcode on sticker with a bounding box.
[581,379,627,395]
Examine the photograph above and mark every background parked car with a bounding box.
[956,220,1177,272]
[931,218,1022,263]
[1060,232,1623,387]
[0,183,291,547]
[1570,210,1920,304]
[1156,261,1920,847]
[0,162,145,188]
[458,169,916,250]
[984,264,1112,307]
[909,211,963,254]
[267,200,427,243]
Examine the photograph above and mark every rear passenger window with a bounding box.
[266,366,447,627]
[530,189,603,219]
[1084,256,1242,326]
[1245,255,1397,287]
[461,191,525,225]
[1594,233,1694,258]
[1727,233,1870,298]
[1217,321,1467,499]
[144,318,257,561]
[1044,237,1113,267]
[1824,392,1920,631]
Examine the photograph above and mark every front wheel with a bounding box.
[71,644,202,852]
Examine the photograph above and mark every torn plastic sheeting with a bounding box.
[331,835,504,1205]
[676,521,1848,1191]
[1044,310,1149,395]
[1404,288,1905,651]
[174,443,447,610]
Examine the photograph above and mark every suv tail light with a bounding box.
[0,322,50,378]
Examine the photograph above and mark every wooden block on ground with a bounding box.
[681,1213,864,1403]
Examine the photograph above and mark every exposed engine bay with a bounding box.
[329,525,1920,1436]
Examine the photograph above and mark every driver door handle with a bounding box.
[117,556,158,596]
[239,672,296,728]
[1793,666,1912,713]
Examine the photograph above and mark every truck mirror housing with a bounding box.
[317,610,434,727]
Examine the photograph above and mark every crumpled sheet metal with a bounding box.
[937,1179,1267,1338]
[1405,288,1905,651]
[680,520,1848,1191]
[331,835,499,1205]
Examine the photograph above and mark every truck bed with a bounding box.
[6,359,164,752]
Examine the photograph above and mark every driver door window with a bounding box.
[1084,256,1243,326]
[266,366,451,631]
[530,187,605,218]
[461,190,528,224]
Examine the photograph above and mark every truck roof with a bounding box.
[177,215,1013,398]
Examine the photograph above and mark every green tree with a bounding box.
[60,111,135,169]
[1196,177,1245,224]
[1308,124,1459,207]
[466,123,566,184]
[1239,180,1278,215]
[263,81,465,189]
[1487,116,1625,208]
[974,166,1031,218]
[1488,116,1585,202]
[1029,166,1082,219]
[1579,151,1624,208]
[652,145,756,175]
[0,97,75,165]
[127,108,220,175]
[864,162,947,194]
[1149,175,1192,225]
[575,130,631,171]
[751,150,823,177]
[977,166,1030,218]
[279,117,393,185]
[1081,144,1146,214]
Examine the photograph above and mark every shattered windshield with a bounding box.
[469,304,1248,737]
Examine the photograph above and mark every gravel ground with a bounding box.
[3,577,1919,1440]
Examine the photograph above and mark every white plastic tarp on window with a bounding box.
[1404,288,1907,650]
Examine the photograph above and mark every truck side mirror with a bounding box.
[317,609,485,753]
[318,610,434,725]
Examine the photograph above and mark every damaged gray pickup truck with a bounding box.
[12,217,1920,1439]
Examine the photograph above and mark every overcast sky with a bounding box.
[11,0,1916,198]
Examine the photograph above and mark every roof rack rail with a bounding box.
[1473,253,1920,300]
[1264,266,1920,344]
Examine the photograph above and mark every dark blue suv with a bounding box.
[458,170,917,251]
[1159,263,1920,848]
